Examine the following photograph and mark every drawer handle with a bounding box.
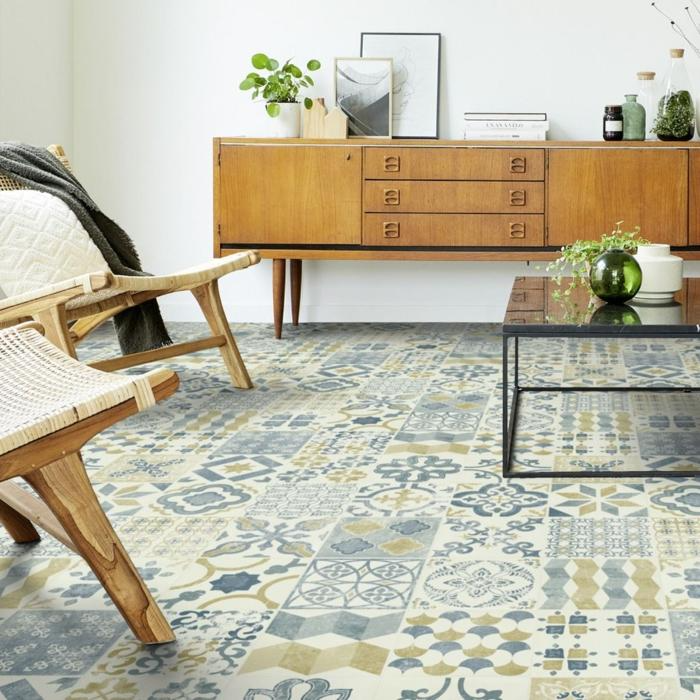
[383,155,401,172]
[383,188,400,205]
[509,222,526,239]
[511,291,526,303]
[383,221,400,238]
[510,156,527,174]
[509,189,526,206]
[508,317,527,324]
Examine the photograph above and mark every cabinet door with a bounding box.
[547,150,688,246]
[689,151,700,245]
[218,145,361,245]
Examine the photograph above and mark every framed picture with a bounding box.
[361,32,441,139]
[334,57,393,138]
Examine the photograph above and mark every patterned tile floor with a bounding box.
[2,322,700,699]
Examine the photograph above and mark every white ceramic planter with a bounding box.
[270,102,301,138]
[633,243,683,303]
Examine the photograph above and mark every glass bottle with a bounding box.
[603,105,623,141]
[653,48,695,141]
[622,95,645,140]
[636,71,657,139]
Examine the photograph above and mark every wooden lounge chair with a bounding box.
[0,322,179,643]
[0,145,260,386]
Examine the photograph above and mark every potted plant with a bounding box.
[239,53,321,137]
[547,222,649,301]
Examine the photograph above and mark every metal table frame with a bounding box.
[502,330,700,479]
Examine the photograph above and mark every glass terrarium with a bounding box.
[653,48,695,141]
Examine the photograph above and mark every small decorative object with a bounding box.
[633,243,683,302]
[590,303,642,326]
[636,71,657,139]
[548,222,649,291]
[302,98,348,139]
[360,32,441,138]
[239,53,321,138]
[622,95,646,140]
[334,57,393,138]
[603,105,624,141]
[653,48,695,141]
[589,248,643,303]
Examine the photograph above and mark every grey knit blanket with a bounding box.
[0,142,171,354]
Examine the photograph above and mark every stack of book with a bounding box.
[463,112,549,140]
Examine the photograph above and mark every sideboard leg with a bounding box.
[290,259,302,326]
[273,258,286,339]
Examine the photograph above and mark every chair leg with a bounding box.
[24,453,174,644]
[33,304,77,358]
[0,499,40,544]
[191,280,253,389]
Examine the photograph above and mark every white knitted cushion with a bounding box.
[0,190,109,297]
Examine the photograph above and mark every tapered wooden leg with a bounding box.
[24,453,174,644]
[192,280,253,389]
[33,305,76,358]
[290,259,302,326]
[0,499,40,544]
[273,259,286,340]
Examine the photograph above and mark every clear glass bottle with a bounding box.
[653,48,695,141]
[636,71,656,139]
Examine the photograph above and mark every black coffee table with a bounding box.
[502,276,700,479]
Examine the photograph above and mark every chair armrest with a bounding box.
[109,250,261,293]
[0,272,114,325]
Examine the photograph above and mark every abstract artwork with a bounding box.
[334,58,392,137]
[361,32,441,138]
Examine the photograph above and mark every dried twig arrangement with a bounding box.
[652,2,700,56]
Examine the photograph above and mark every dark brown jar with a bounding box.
[604,105,624,140]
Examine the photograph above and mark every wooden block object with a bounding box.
[303,98,327,138]
[302,99,348,139]
[324,107,348,138]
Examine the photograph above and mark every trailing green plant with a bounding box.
[546,222,649,303]
[239,53,321,117]
[652,89,695,138]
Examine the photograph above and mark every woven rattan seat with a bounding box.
[0,322,179,644]
[0,325,155,454]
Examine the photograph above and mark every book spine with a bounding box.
[464,113,547,121]
[464,121,550,130]
[463,130,547,140]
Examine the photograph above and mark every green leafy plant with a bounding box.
[239,53,321,117]
[652,89,695,138]
[546,222,649,303]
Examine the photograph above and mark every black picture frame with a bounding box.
[360,32,441,139]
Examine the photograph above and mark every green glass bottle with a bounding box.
[589,248,643,303]
[622,94,646,140]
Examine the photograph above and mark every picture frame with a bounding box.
[334,57,393,138]
[360,32,441,139]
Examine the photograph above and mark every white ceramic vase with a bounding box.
[633,243,683,303]
[270,102,301,138]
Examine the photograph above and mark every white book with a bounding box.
[464,112,547,121]
[464,120,550,131]
[463,129,547,141]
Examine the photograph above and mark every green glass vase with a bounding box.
[589,248,642,303]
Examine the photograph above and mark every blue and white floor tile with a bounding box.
[2,323,700,697]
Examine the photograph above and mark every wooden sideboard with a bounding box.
[214,137,700,337]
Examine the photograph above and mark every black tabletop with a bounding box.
[503,276,700,336]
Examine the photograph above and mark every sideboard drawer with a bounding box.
[364,147,545,181]
[364,181,544,214]
[504,311,545,324]
[363,214,544,247]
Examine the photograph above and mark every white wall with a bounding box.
[0,0,73,154]
[67,1,696,321]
